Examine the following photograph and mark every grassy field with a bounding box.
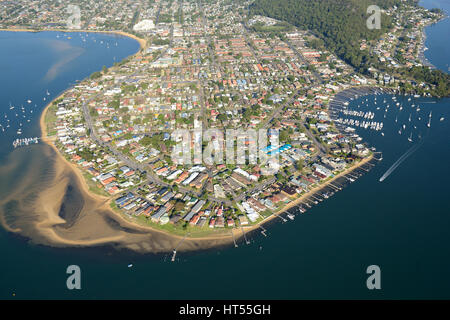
[81,171,110,197]
[110,203,233,238]
[44,104,58,136]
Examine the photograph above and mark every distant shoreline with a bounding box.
[417,11,448,69]
[12,27,375,250]
[0,28,147,49]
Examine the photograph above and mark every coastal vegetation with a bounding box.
[250,0,450,96]
[249,0,405,73]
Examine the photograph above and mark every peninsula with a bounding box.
[1,0,448,250]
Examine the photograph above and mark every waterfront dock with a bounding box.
[171,232,189,262]
[12,137,40,148]
[241,226,250,245]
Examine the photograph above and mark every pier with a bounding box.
[259,226,267,237]
[171,232,190,262]
[241,226,250,245]
[230,229,238,247]
[12,137,40,148]
[329,183,341,191]
[275,213,287,222]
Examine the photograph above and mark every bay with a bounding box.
[0,0,449,299]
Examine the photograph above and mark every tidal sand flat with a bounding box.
[0,144,233,252]
[0,31,233,253]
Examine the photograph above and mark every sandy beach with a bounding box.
[1,27,377,253]
[417,12,447,68]
[240,154,375,236]
[40,92,375,246]
[0,28,147,49]
[36,78,378,252]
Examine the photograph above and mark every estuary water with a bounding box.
[0,2,449,299]
[420,0,450,73]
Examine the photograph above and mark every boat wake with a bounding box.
[379,140,424,182]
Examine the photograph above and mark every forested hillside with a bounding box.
[249,0,407,73]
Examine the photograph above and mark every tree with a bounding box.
[90,71,102,80]
[296,159,304,171]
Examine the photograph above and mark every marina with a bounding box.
[12,137,40,148]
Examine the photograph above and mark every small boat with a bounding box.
[128,264,133,268]
[287,213,295,220]
[27,100,32,103]
[381,132,384,136]
[440,117,445,122]
[408,133,413,142]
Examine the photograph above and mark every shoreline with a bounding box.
[39,94,235,244]
[28,28,375,249]
[0,28,147,49]
[240,154,375,236]
[417,11,448,69]
[40,91,376,244]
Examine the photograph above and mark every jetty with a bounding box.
[12,137,40,148]
[259,226,267,237]
[241,226,250,245]
[230,229,238,247]
[171,232,190,262]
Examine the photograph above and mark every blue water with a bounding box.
[0,31,139,158]
[420,0,450,73]
[0,3,449,299]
